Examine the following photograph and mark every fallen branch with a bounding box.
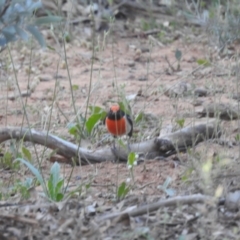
[0,213,39,225]
[0,119,221,164]
[97,194,214,222]
[199,103,239,120]
[0,127,108,165]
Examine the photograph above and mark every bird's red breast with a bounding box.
[105,116,127,136]
[104,105,133,137]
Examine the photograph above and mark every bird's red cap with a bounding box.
[110,105,120,112]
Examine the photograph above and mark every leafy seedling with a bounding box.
[127,152,137,168]
[181,167,194,182]
[68,106,107,139]
[0,150,20,170]
[67,122,82,140]
[15,158,65,202]
[12,177,34,199]
[176,118,185,128]
[15,158,46,191]
[72,85,79,91]
[135,111,144,123]
[48,162,64,201]
[85,106,107,136]
[235,133,240,142]
[118,101,131,116]
[175,49,182,71]
[127,152,137,183]
[117,182,130,201]
[21,146,32,162]
[157,177,176,197]
[196,59,211,67]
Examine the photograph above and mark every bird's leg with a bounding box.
[110,137,118,161]
[127,137,131,153]
[113,138,116,151]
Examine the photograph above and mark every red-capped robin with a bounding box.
[104,105,133,151]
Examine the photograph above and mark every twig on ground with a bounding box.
[0,213,39,225]
[164,55,175,73]
[137,181,156,190]
[97,194,214,222]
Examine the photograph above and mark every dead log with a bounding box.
[0,119,221,165]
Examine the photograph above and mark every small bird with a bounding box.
[104,105,133,150]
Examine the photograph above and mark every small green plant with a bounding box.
[127,152,137,182]
[12,177,34,199]
[117,181,130,201]
[175,49,182,71]
[235,133,240,142]
[196,59,211,67]
[157,177,175,197]
[0,144,25,169]
[176,118,185,128]
[15,158,65,202]
[85,106,107,136]
[21,146,32,162]
[47,161,64,201]
[141,18,158,31]
[135,111,144,124]
[64,31,71,43]
[116,152,137,201]
[67,122,83,141]
[181,167,194,182]
[158,31,165,40]
[0,151,15,169]
[68,106,107,140]
[71,84,79,91]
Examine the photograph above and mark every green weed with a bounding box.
[15,159,65,202]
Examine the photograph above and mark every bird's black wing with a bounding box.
[126,114,133,137]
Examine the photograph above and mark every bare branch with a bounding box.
[0,119,221,164]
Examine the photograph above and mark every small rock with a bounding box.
[194,87,208,97]
[126,94,137,101]
[164,82,192,98]
[38,74,52,82]
[134,48,142,61]
[42,58,53,67]
[28,78,40,92]
[232,93,240,101]
[140,46,150,53]
[120,60,135,67]
[25,66,36,74]
[137,89,143,96]
[225,190,240,211]
[60,61,66,69]
[138,76,148,81]
[231,63,240,76]
[8,90,31,101]
[192,99,204,106]
[85,205,96,216]
[128,75,135,80]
